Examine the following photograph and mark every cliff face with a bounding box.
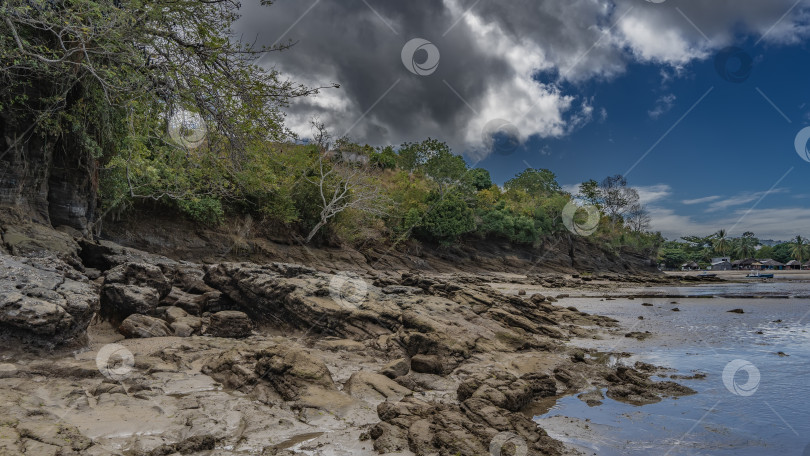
[94,211,658,276]
[0,114,96,233]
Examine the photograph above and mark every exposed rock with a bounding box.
[99,283,160,324]
[343,371,411,401]
[119,314,173,338]
[0,253,98,344]
[727,308,745,314]
[104,262,172,298]
[379,358,410,379]
[372,369,563,456]
[410,354,444,375]
[205,310,252,338]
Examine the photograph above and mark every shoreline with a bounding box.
[0,250,700,456]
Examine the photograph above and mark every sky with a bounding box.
[235,0,810,240]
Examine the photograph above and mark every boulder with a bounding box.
[170,322,194,337]
[0,254,98,345]
[118,314,172,338]
[99,283,160,323]
[205,311,252,338]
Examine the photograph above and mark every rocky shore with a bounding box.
[0,220,698,456]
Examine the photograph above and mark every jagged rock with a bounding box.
[118,314,173,338]
[104,262,172,298]
[79,239,177,271]
[253,346,335,401]
[160,287,206,315]
[379,358,410,379]
[99,283,160,323]
[205,310,252,338]
[372,370,564,456]
[0,253,98,344]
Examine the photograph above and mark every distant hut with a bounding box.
[786,260,802,270]
[737,258,757,270]
[710,260,733,271]
[804,260,810,270]
[758,259,785,270]
[681,261,699,271]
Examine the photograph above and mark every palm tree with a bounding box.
[791,235,809,267]
[735,231,758,259]
[713,229,730,256]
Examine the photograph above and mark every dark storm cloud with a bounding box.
[233,0,810,155]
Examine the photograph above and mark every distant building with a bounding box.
[711,257,731,265]
[785,260,802,270]
[710,260,733,271]
[732,258,756,270]
[754,259,785,270]
[681,262,700,271]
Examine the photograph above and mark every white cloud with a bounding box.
[636,184,672,205]
[648,94,676,119]
[682,195,722,205]
[706,188,789,211]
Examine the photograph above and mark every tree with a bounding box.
[598,175,639,226]
[626,203,651,232]
[397,138,449,172]
[713,229,730,256]
[302,123,388,243]
[578,179,601,208]
[463,168,493,192]
[504,168,561,195]
[734,232,758,259]
[659,245,688,269]
[0,0,331,228]
[791,236,809,264]
[771,243,793,263]
[423,149,467,196]
[417,193,475,244]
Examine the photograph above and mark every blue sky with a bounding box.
[478,40,810,240]
[237,0,810,240]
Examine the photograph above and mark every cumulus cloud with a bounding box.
[234,0,810,157]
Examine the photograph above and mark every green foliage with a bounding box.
[771,243,793,263]
[416,193,475,244]
[463,168,493,192]
[177,197,224,225]
[504,168,561,195]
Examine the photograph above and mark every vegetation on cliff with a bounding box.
[0,0,660,258]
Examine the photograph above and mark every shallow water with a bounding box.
[536,282,810,455]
